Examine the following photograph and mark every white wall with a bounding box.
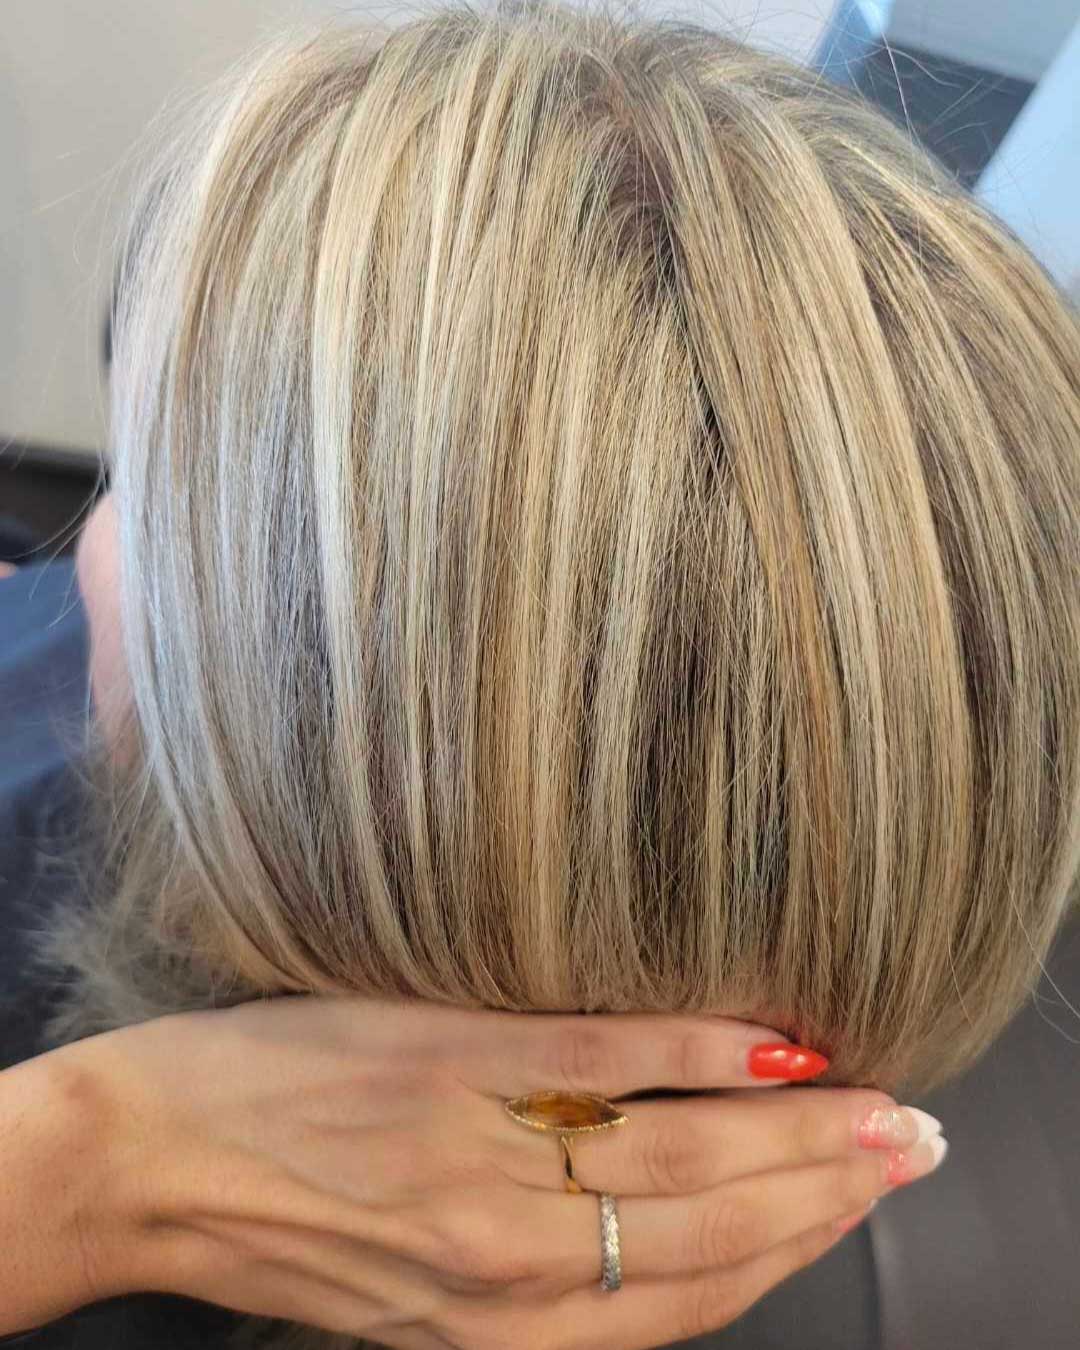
[0,1,838,460]
[887,0,1080,82]
[0,0,335,457]
[665,1,837,61]
[977,19,1080,297]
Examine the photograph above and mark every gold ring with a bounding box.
[504,1090,629,1194]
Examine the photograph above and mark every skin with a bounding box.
[75,491,129,752]
[0,499,948,1346]
[1,1001,946,1346]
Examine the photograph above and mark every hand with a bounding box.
[0,561,17,578]
[69,996,946,1349]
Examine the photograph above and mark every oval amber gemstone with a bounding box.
[505,1090,628,1133]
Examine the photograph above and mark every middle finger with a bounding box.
[500,1087,943,1195]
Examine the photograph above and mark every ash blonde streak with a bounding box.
[32,0,1080,1311]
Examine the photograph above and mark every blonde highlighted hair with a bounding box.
[36,0,1080,1213]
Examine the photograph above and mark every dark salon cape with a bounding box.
[1,559,1078,1350]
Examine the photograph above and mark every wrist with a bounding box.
[1,1036,163,1322]
[44,1038,140,1302]
[48,1029,184,1303]
[0,1046,114,1331]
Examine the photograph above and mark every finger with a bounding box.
[498,1137,947,1283]
[502,1085,943,1195]
[452,1008,829,1098]
[457,1216,854,1350]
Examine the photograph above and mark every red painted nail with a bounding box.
[747,1042,830,1081]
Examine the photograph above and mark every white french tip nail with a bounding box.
[909,1107,944,1143]
[927,1134,949,1171]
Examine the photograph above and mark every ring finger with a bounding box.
[508,1216,856,1350]
[490,1138,945,1284]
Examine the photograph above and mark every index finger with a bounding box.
[453,1010,829,1098]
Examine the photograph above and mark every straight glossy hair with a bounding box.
[35,0,1080,1209]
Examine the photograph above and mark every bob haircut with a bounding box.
[36,0,1080,1168]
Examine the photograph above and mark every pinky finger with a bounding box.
[537,1214,857,1350]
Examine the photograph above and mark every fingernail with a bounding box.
[886,1134,949,1187]
[747,1042,830,1081]
[858,1104,943,1151]
[834,1198,878,1236]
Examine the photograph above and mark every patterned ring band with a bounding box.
[599,1192,622,1292]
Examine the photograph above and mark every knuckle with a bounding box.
[408,1198,463,1267]
[841,1158,881,1213]
[554,1023,611,1089]
[793,1099,827,1163]
[462,1236,534,1288]
[680,1275,740,1340]
[693,1194,758,1269]
[641,1122,710,1193]
[419,1199,534,1287]
[797,1222,839,1268]
[672,1028,711,1087]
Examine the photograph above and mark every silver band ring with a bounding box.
[599,1192,622,1292]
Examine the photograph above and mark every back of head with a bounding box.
[39,0,1080,1099]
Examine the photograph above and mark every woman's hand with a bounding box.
[40,997,945,1349]
[0,561,17,578]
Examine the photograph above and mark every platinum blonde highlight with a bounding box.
[30,11,1080,1347]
